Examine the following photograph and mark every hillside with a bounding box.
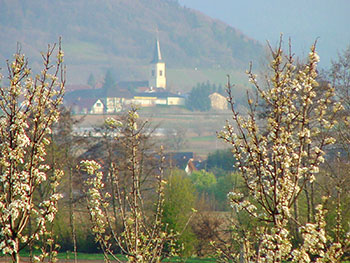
[0,0,264,86]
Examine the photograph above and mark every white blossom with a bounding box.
[82,108,180,263]
[0,41,64,263]
[216,41,348,263]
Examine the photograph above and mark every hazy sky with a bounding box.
[178,0,349,68]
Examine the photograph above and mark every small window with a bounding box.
[96,102,102,107]
[159,70,163,76]
[152,70,155,77]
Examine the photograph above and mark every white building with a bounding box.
[149,38,166,89]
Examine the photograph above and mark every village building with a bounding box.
[103,88,134,113]
[90,99,105,114]
[133,91,185,107]
[209,92,228,110]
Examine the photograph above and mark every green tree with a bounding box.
[189,170,217,196]
[217,84,225,96]
[214,172,240,210]
[102,69,116,92]
[186,81,217,111]
[163,170,197,257]
[87,73,96,88]
[207,149,236,172]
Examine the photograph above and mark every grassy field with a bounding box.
[64,41,110,63]
[4,251,349,263]
[0,252,217,263]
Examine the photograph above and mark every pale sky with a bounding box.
[178,0,350,68]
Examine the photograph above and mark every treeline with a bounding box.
[185,81,225,111]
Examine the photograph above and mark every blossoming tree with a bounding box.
[81,108,178,263]
[0,42,65,263]
[217,40,349,262]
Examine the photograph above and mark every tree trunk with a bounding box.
[310,182,315,222]
[293,198,300,241]
[304,186,311,223]
[11,239,20,263]
[69,168,78,263]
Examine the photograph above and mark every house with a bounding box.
[209,92,227,110]
[167,94,185,106]
[103,88,134,113]
[185,158,206,175]
[90,99,105,114]
[64,87,104,114]
[185,159,197,175]
[164,152,194,169]
[66,97,102,114]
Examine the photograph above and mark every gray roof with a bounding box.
[105,88,134,99]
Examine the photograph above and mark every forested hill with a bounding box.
[0,0,264,84]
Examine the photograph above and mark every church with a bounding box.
[149,38,166,89]
[65,38,185,114]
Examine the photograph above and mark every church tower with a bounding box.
[149,38,166,89]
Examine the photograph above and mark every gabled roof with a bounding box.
[105,88,134,99]
[151,38,163,63]
[64,88,104,104]
[164,152,194,169]
[185,159,198,175]
[209,92,226,99]
[66,97,99,109]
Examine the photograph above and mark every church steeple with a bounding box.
[149,37,166,89]
[151,38,163,63]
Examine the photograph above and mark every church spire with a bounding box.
[149,35,166,89]
[151,38,163,63]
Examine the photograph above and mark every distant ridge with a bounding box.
[0,0,264,84]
